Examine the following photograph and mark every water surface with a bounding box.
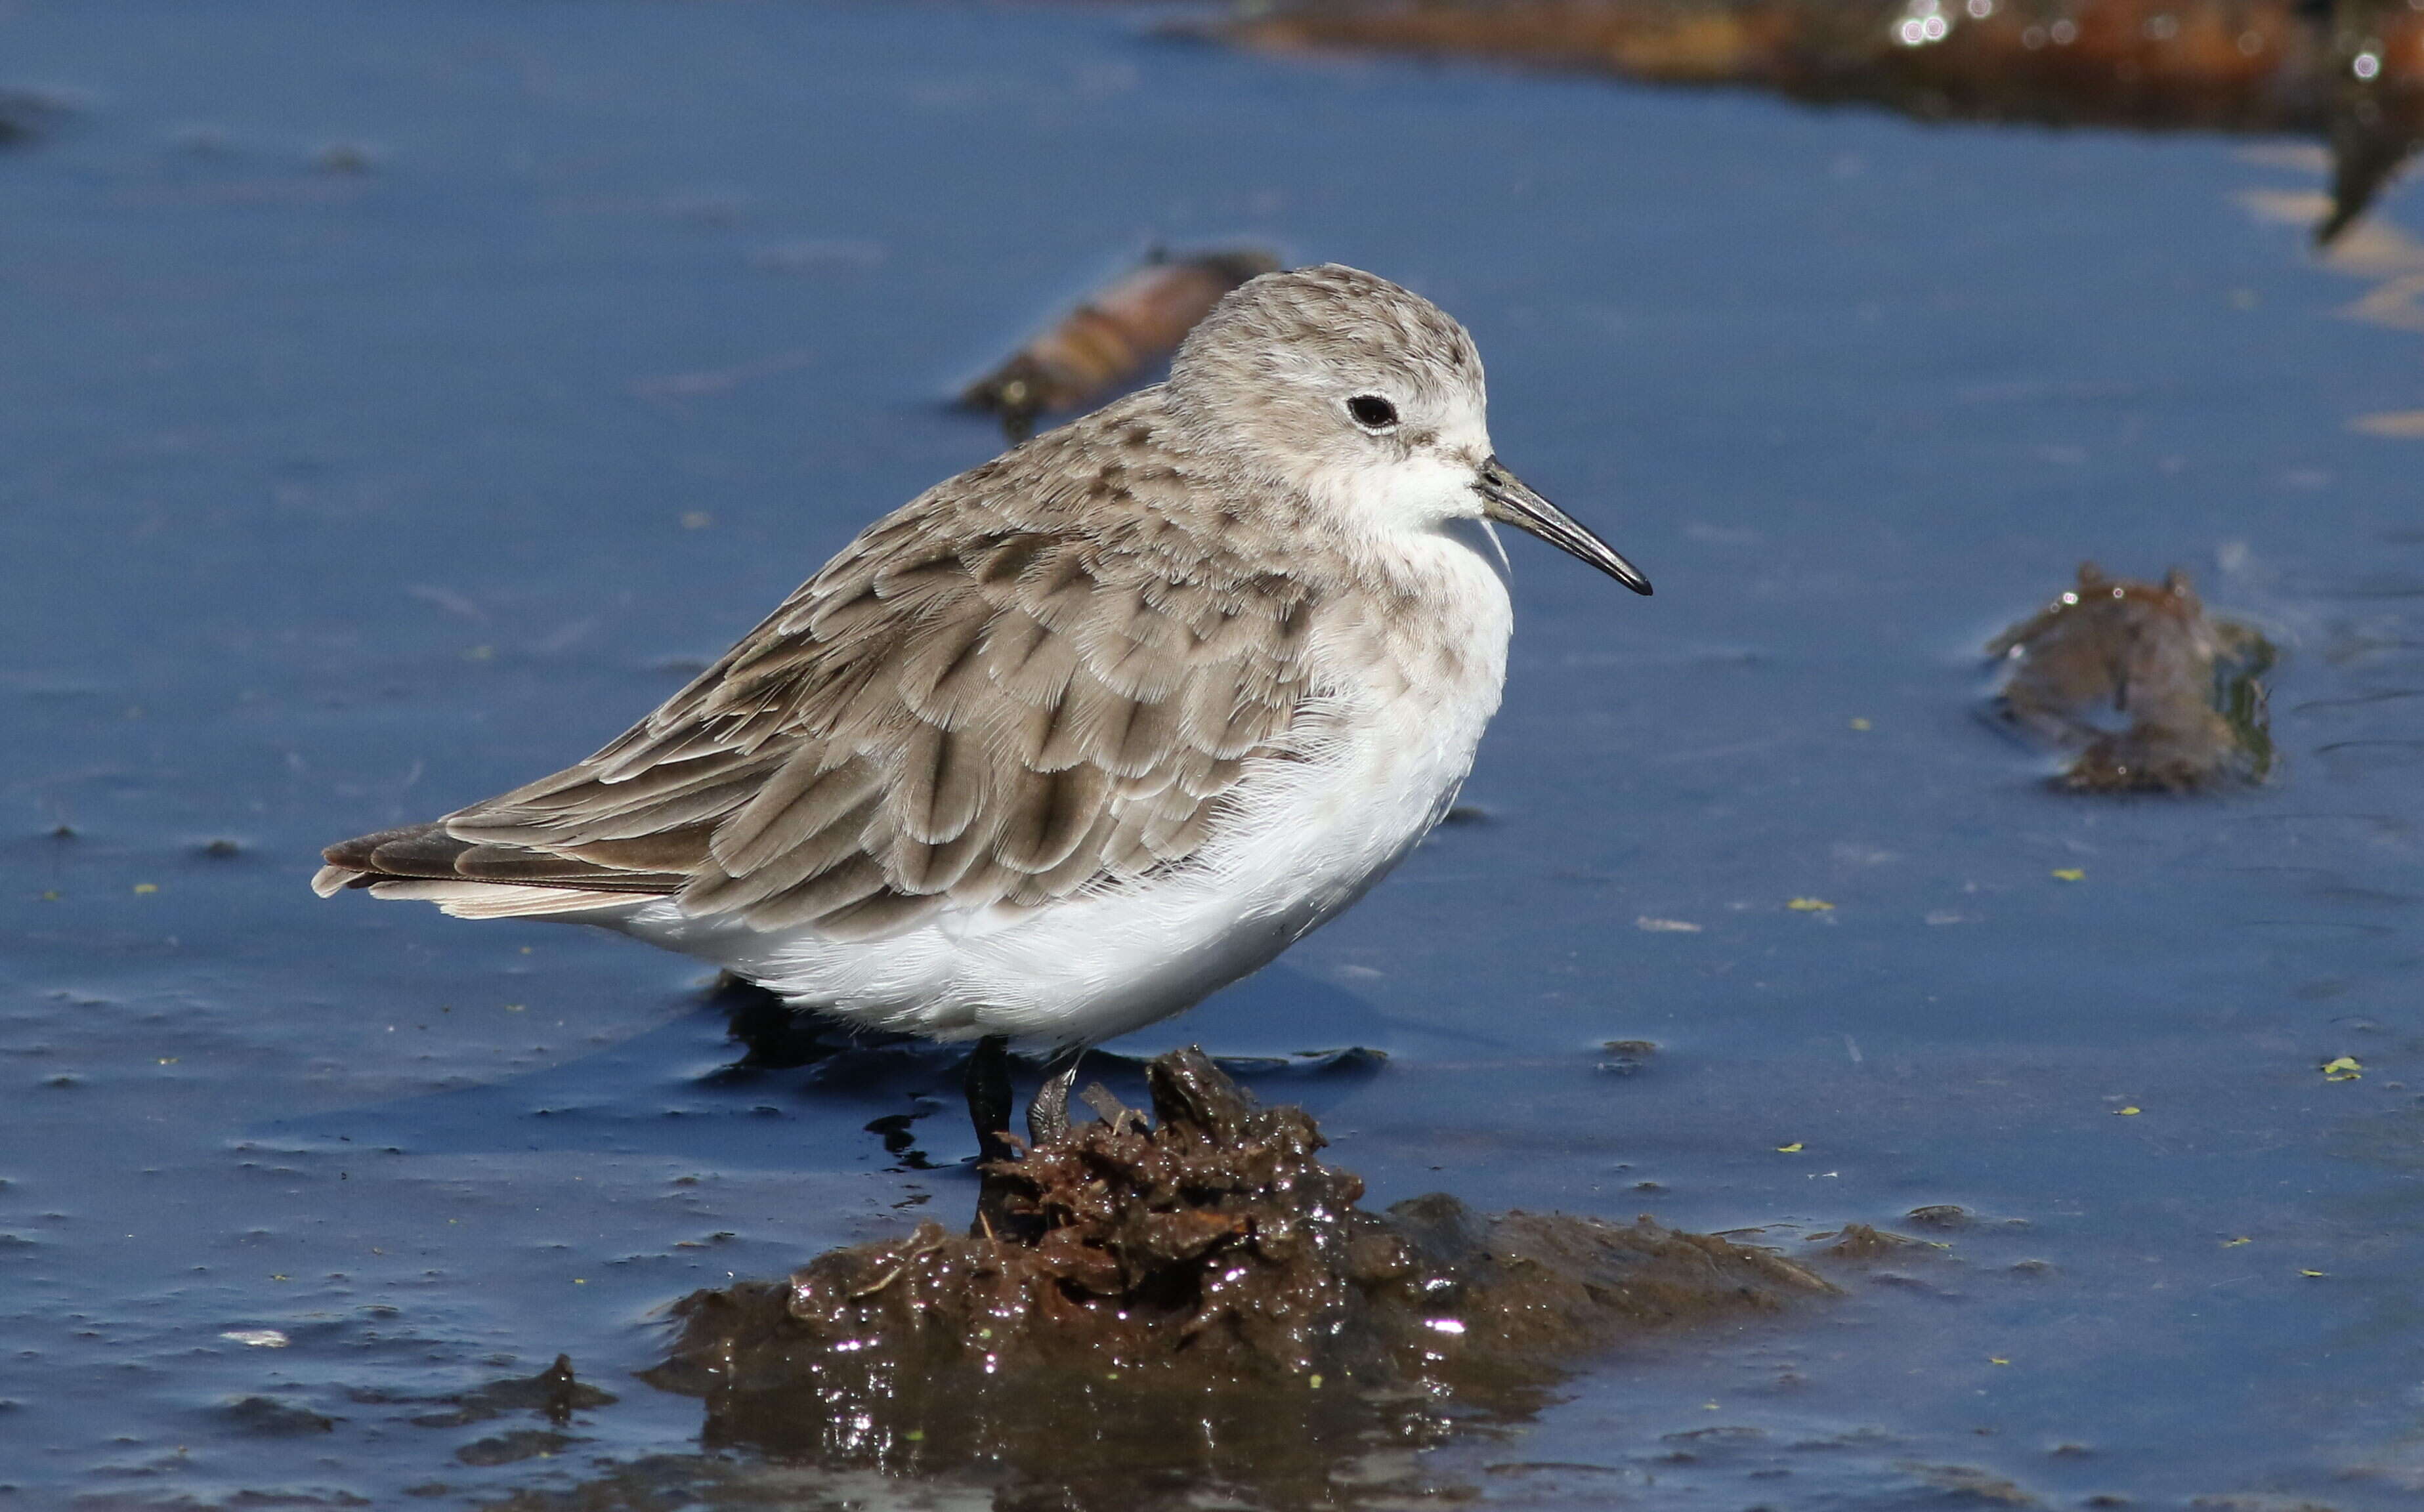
[3,2,2423,1506]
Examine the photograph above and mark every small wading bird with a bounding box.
[315,265,1651,1154]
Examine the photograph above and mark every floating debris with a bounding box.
[219,1328,289,1348]
[963,248,1281,440]
[1210,1,2424,241]
[403,1355,616,1429]
[644,1049,1829,1506]
[0,87,73,148]
[221,1395,335,1437]
[1988,562,2276,793]
[313,140,379,174]
[1807,1222,1920,1261]
[1599,1037,1660,1074]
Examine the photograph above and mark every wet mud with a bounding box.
[1212,0,2424,239]
[962,247,1279,438]
[1988,562,2277,791]
[637,1050,1830,1508]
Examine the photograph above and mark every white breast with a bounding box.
[610,522,1517,1049]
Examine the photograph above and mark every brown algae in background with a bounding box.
[963,248,1281,440]
[1987,561,2277,792]
[643,1049,1831,1503]
[1212,0,2424,242]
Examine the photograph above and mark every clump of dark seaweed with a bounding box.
[1988,561,2276,792]
[643,1049,1829,1506]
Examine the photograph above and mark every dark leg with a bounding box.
[1028,1050,1084,1148]
[964,1035,1017,1166]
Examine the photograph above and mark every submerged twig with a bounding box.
[963,248,1281,439]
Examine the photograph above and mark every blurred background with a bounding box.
[5,2,2424,1507]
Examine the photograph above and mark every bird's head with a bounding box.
[1166,262,1650,595]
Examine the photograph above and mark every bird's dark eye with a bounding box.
[1346,394,1399,430]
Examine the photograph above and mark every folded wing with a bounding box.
[318,471,1318,940]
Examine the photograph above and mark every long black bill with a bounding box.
[1474,455,1652,596]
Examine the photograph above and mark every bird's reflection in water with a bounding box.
[705,973,1394,1177]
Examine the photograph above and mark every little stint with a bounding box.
[314,264,1651,1150]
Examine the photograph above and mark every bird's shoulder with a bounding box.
[671,390,1332,736]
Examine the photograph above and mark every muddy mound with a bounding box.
[642,1049,1829,1505]
[1988,561,2276,792]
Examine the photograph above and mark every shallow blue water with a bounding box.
[3,1,2422,1506]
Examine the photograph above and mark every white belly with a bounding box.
[610,524,1516,1049]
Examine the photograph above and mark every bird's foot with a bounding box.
[1027,1053,1084,1148]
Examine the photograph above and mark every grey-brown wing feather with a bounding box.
[328,410,1321,939]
